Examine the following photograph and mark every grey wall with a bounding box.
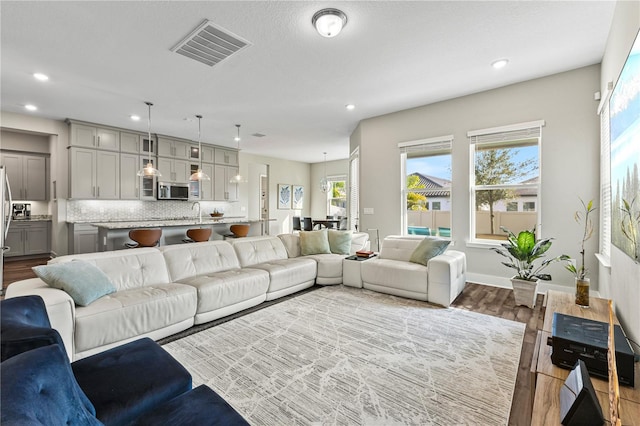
[310,158,349,220]
[599,0,640,351]
[351,65,601,292]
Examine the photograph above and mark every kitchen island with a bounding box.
[70,217,271,252]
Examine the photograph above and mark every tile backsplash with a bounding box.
[67,200,239,223]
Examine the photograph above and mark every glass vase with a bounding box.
[575,277,590,308]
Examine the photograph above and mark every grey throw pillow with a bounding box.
[33,261,116,306]
[409,238,450,266]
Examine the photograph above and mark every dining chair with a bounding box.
[302,217,313,231]
[125,228,162,248]
[339,217,348,230]
[292,216,301,232]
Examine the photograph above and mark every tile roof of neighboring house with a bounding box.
[515,176,538,197]
[408,173,451,197]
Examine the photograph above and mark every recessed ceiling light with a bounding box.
[345,104,355,110]
[25,104,37,111]
[33,73,49,81]
[130,115,140,121]
[491,59,509,69]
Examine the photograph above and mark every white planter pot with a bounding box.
[510,277,539,308]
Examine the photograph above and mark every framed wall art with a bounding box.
[292,185,304,209]
[278,184,292,209]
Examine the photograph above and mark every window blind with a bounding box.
[600,102,611,259]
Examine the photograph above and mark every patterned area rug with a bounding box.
[164,286,525,425]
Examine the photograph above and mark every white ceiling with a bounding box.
[1,1,616,163]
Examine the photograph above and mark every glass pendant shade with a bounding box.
[136,102,162,177]
[189,115,210,181]
[320,152,329,193]
[229,124,244,183]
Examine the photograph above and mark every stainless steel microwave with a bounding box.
[157,182,189,200]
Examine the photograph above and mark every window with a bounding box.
[349,148,359,231]
[469,121,543,241]
[327,177,347,217]
[399,135,453,238]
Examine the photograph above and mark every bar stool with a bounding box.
[125,228,162,248]
[223,224,250,240]
[183,228,212,243]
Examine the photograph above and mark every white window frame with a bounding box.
[349,147,359,231]
[598,85,612,262]
[468,120,544,245]
[399,135,453,237]
[326,174,347,217]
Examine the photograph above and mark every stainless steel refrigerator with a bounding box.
[1,165,13,289]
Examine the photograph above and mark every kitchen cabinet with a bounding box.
[69,148,120,199]
[158,157,189,183]
[158,137,190,160]
[69,223,98,254]
[214,148,238,166]
[70,123,119,151]
[195,163,215,201]
[201,145,215,163]
[120,153,139,199]
[214,165,239,201]
[4,221,51,257]
[0,152,47,201]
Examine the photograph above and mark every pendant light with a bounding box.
[189,115,210,181]
[320,152,329,193]
[136,102,162,177]
[230,124,243,183]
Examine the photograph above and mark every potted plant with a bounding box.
[491,226,569,308]
[565,198,596,307]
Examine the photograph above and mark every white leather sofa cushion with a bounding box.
[248,258,317,299]
[232,236,289,266]
[74,282,197,354]
[48,248,170,291]
[378,237,422,261]
[304,254,344,285]
[175,268,269,323]
[361,259,428,298]
[278,234,301,258]
[160,241,240,282]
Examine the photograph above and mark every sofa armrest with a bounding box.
[5,278,76,360]
[427,250,467,307]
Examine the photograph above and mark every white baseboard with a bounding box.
[465,273,601,298]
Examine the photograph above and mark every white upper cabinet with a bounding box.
[69,148,119,199]
[214,148,238,166]
[0,152,47,201]
[70,122,119,151]
[158,137,191,159]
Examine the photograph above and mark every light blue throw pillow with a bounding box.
[409,238,450,266]
[33,261,116,306]
[327,229,353,255]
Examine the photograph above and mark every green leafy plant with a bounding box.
[491,226,569,281]
[621,197,640,261]
[565,198,596,280]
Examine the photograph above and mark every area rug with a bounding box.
[163,286,525,425]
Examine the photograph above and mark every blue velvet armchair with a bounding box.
[1,295,249,426]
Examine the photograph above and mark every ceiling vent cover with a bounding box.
[171,20,251,67]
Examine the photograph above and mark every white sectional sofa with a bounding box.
[360,235,467,307]
[6,233,466,361]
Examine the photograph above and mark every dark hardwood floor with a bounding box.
[3,258,541,425]
[2,256,49,296]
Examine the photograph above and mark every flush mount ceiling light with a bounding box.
[136,102,162,177]
[190,115,211,181]
[25,104,37,111]
[312,8,347,38]
[491,59,509,69]
[33,73,49,81]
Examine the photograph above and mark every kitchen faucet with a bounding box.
[192,202,201,224]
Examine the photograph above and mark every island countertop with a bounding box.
[84,217,267,230]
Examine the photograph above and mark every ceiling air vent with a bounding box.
[171,20,251,67]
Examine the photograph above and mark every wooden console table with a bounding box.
[530,290,640,425]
